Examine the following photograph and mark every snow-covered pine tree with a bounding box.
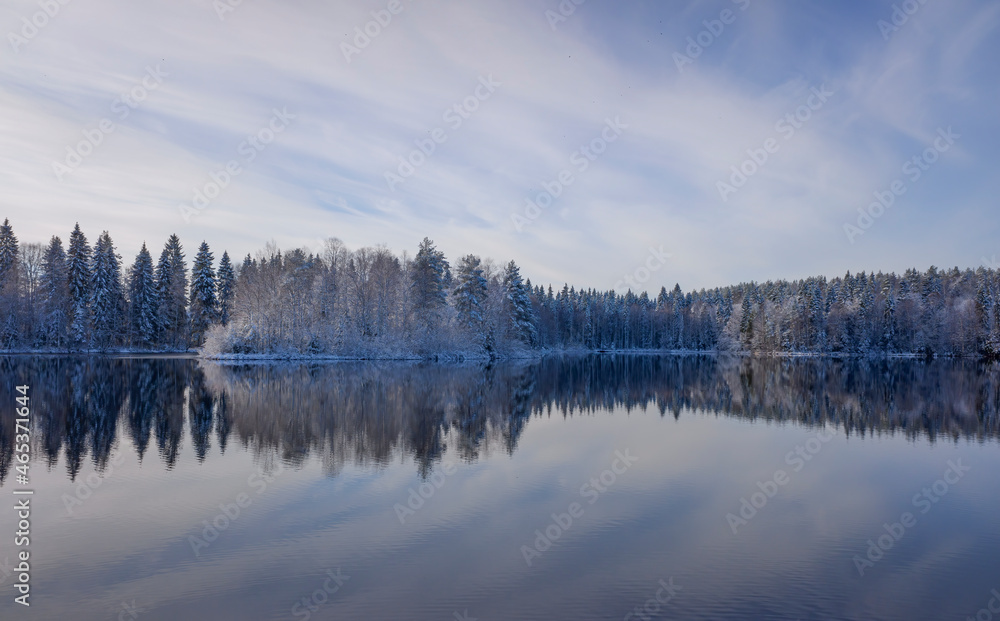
[154,246,172,346]
[128,243,158,347]
[0,219,21,347]
[41,236,69,348]
[0,219,17,285]
[739,289,754,348]
[411,237,451,319]
[155,235,188,349]
[452,254,488,332]
[189,241,218,346]
[66,223,93,348]
[216,250,235,326]
[90,231,126,350]
[881,279,896,352]
[502,260,537,345]
[975,281,992,334]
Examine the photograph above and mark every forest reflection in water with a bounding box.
[1,354,998,484]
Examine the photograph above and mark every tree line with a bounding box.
[1,218,998,358]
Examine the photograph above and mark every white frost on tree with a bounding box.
[189,241,218,346]
[503,260,536,345]
[411,237,451,316]
[155,235,188,349]
[452,254,488,333]
[66,223,92,348]
[90,231,126,350]
[217,251,235,326]
[41,236,69,348]
[129,243,158,347]
[0,219,20,346]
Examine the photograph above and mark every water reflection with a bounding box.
[1,355,998,484]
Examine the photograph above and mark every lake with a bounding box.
[1,355,999,621]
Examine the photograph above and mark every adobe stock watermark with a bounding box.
[614,246,672,294]
[673,0,750,73]
[623,577,681,621]
[453,612,477,621]
[117,600,147,621]
[290,568,350,621]
[852,458,970,577]
[981,256,999,270]
[61,450,126,515]
[8,0,74,55]
[188,463,286,557]
[545,0,586,31]
[178,107,296,223]
[727,427,834,534]
[877,0,931,41]
[966,588,1000,621]
[52,64,169,182]
[844,126,958,245]
[384,75,501,191]
[521,449,639,567]
[341,0,412,62]
[511,116,627,232]
[393,462,458,524]
[717,83,835,202]
[212,0,246,21]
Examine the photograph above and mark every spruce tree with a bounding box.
[128,243,158,347]
[411,237,451,317]
[154,246,172,346]
[41,236,69,348]
[976,282,992,334]
[189,241,218,346]
[503,260,536,345]
[155,235,188,349]
[217,251,235,326]
[0,219,20,346]
[90,231,125,350]
[452,254,488,331]
[0,218,18,285]
[66,224,92,348]
[739,290,754,347]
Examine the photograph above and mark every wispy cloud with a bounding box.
[1,0,997,290]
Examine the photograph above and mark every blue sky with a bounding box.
[2,0,998,292]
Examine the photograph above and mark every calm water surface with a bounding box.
[1,355,999,621]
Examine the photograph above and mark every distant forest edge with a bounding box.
[1,219,999,359]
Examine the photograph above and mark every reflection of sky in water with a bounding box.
[1,358,999,621]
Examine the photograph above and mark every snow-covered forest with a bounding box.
[1,218,998,358]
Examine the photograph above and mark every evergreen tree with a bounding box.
[41,236,69,348]
[502,260,537,345]
[0,218,17,285]
[128,243,158,347]
[155,235,188,349]
[739,290,754,346]
[975,282,992,335]
[66,224,93,348]
[882,282,896,352]
[154,246,172,345]
[452,254,488,331]
[189,241,218,346]
[90,231,126,349]
[0,219,20,346]
[217,251,235,326]
[411,237,451,317]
